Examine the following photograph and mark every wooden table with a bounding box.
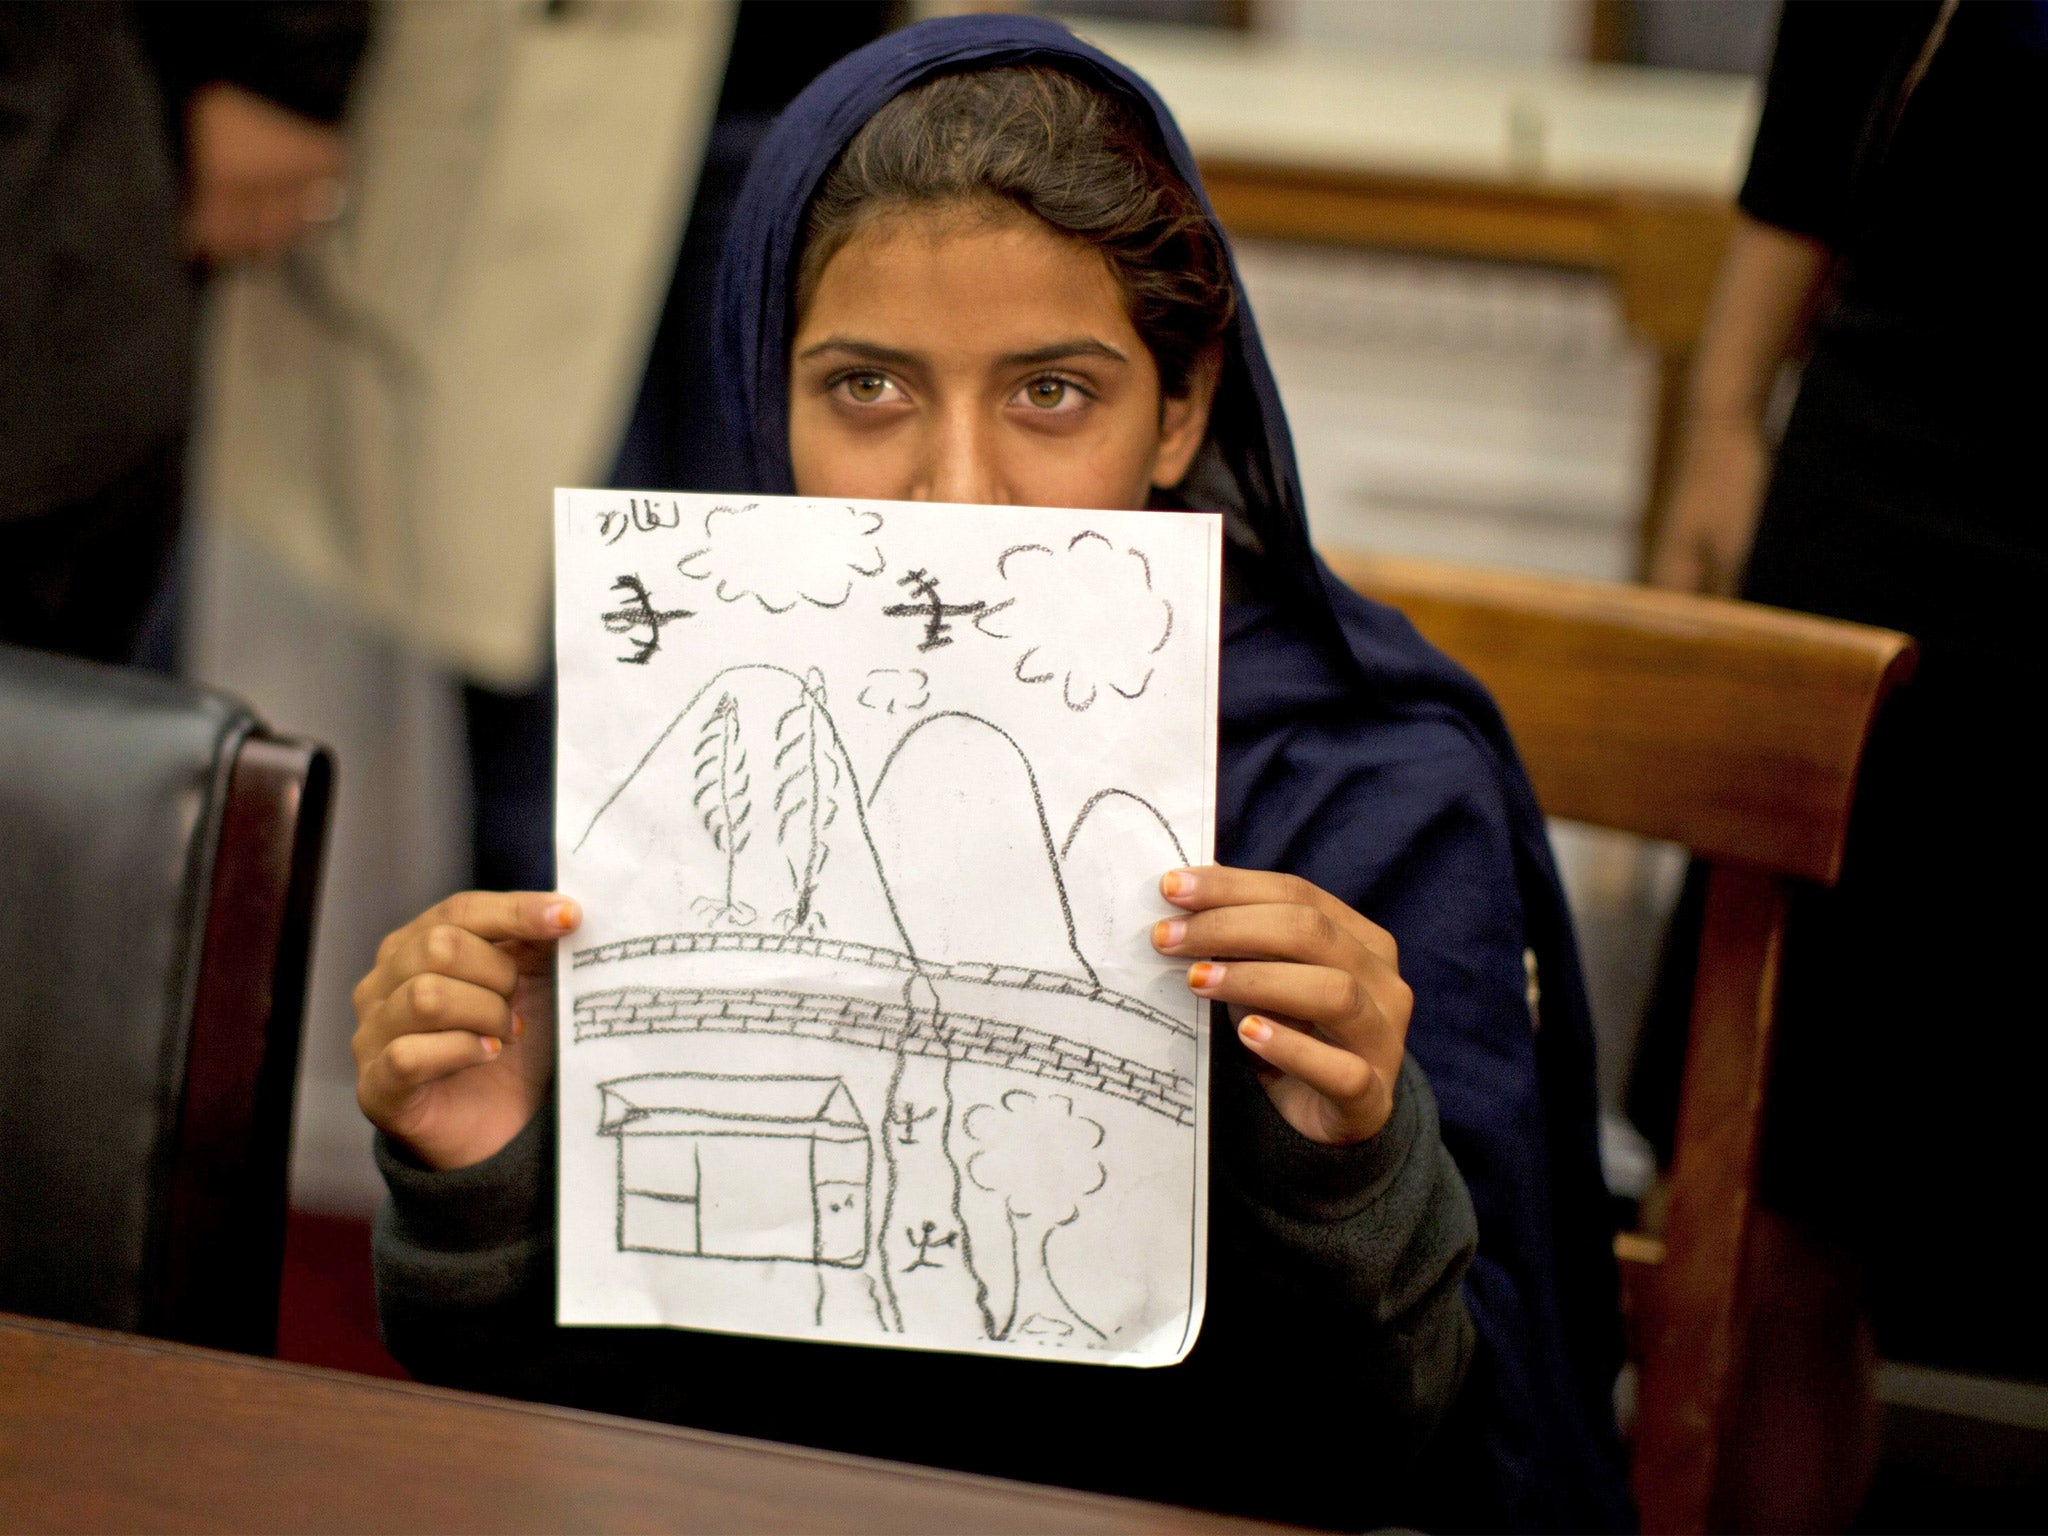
[1075,21,1761,566]
[0,1315,1277,1534]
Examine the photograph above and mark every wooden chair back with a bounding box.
[166,732,334,1355]
[1320,551,1916,1535]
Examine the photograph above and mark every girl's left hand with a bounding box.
[1153,865,1412,1146]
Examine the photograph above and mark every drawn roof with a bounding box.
[598,1073,865,1139]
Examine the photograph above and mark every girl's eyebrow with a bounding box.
[1000,339,1129,367]
[796,337,920,366]
[795,336,1129,366]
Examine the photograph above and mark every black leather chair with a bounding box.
[0,644,332,1355]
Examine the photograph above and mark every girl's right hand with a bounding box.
[352,891,580,1170]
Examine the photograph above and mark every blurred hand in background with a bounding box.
[1647,214,1829,596]
[184,81,347,265]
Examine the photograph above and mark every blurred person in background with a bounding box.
[1642,0,2048,1515]
[196,0,891,895]
[0,2,367,667]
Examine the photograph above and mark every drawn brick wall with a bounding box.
[572,931,1188,1037]
[574,984,1195,1126]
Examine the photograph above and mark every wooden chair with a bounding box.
[1320,550,1916,1535]
[0,646,334,1357]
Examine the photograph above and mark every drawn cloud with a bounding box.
[973,532,1173,711]
[857,668,929,714]
[676,502,885,614]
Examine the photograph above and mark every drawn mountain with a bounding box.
[577,670,1187,996]
[865,712,1094,979]
[1060,790,1189,971]
[575,664,907,948]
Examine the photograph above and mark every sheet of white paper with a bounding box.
[553,490,1221,1366]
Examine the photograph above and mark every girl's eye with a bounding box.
[1018,376,1085,413]
[839,372,895,404]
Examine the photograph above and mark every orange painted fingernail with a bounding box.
[1161,870,1195,899]
[544,899,579,931]
[1153,918,1186,949]
[1188,962,1225,991]
[510,1014,525,1039]
[482,1037,503,1057]
[1239,1016,1273,1044]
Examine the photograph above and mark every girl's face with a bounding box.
[788,203,1216,510]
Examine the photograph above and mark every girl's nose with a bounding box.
[916,408,1001,506]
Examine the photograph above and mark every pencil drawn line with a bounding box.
[875,1039,909,1329]
[599,1072,872,1269]
[880,568,991,652]
[1042,1211,1108,1342]
[597,497,684,545]
[572,984,1196,1124]
[964,1089,1110,1343]
[600,574,691,664]
[1059,788,1190,867]
[568,929,1187,1036]
[1149,602,1172,655]
[856,669,928,714]
[574,664,921,965]
[996,543,1051,579]
[690,694,756,927]
[941,1045,999,1339]
[675,502,887,613]
[871,710,1098,988]
[973,534,1173,709]
[772,668,835,932]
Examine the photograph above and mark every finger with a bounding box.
[252,189,304,258]
[184,188,252,262]
[1237,1014,1392,1125]
[215,184,272,262]
[362,893,571,1012]
[1160,866,1396,966]
[364,973,521,1058]
[1187,960,1388,1052]
[359,1030,504,1122]
[299,174,347,223]
[1154,902,1384,979]
[388,922,521,1000]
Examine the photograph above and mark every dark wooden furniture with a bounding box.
[1205,164,1733,567]
[1321,551,1916,1534]
[166,731,334,1354]
[0,647,332,1358]
[0,1315,1282,1534]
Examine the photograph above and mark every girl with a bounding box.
[352,17,1627,1530]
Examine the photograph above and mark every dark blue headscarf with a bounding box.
[712,16,1628,1530]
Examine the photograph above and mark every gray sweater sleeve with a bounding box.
[371,1111,587,1403]
[1210,1039,1479,1454]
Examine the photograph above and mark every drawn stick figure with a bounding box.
[889,1101,939,1146]
[881,569,987,652]
[902,1220,959,1272]
[601,574,691,664]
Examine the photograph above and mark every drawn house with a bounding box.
[598,1073,871,1266]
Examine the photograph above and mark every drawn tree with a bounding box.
[690,692,756,926]
[964,1089,1108,1342]
[772,667,839,932]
